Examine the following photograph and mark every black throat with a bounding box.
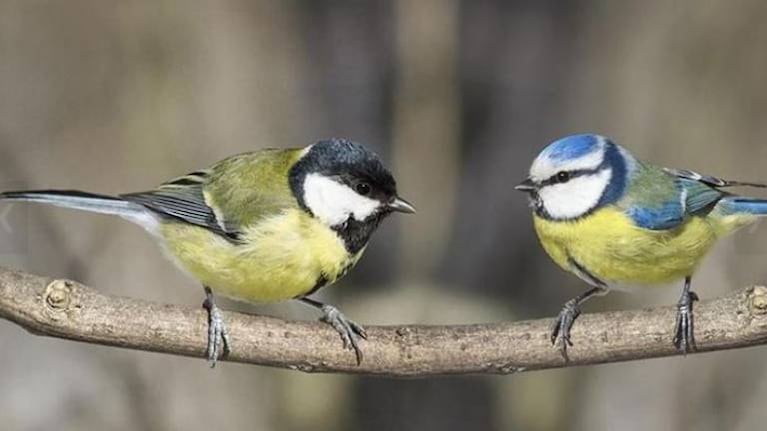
[332,213,386,254]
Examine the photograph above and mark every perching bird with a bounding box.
[0,138,415,366]
[516,134,767,358]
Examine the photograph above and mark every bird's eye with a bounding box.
[556,171,570,183]
[355,182,371,196]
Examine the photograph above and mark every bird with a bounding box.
[515,133,767,358]
[0,138,415,367]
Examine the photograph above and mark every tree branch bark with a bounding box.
[2,267,767,377]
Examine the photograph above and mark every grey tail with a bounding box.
[0,190,157,229]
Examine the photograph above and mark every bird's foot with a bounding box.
[319,304,367,365]
[551,299,582,361]
[203,294,230,368]
[673,290,699,354]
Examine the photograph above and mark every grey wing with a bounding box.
[120,170,242,241]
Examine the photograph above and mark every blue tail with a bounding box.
[719,197,767,215]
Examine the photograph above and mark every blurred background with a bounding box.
[2,1,767,430]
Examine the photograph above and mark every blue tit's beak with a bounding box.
[515,178,536,193]
[388,196,416,214]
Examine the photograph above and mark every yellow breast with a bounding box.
[159,209,360,303]
[532,207,721,285]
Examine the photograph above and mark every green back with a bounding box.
[622,163,679,208]
[204,149,303,230]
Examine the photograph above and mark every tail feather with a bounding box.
[0,190,160,233]
[719,197,767,216]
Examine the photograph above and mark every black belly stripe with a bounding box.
[299,274,330,298]
[295,259,358,299]
[567,255,608,288]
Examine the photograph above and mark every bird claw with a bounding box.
[551,299,581,361]
[673,290,698,354]
[203,296,230,368]
[320,304,367,365]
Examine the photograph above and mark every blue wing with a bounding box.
[626,169,736,231]
[680,178,726,215]
[626,198,686,230]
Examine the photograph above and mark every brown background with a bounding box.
[2,1,767,430]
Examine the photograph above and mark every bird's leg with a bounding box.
[673,276,698,354]
[551,286,607,361]
[300,297,367,365]
[202,286,230,368]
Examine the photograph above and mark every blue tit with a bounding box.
[0,138,415,366]
[516,134,767,357]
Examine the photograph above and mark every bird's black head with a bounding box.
[289,138,415,253]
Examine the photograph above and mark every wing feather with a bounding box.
[664,168,767,189]
[624,167,735,231]
[119,150,301,241]
[121,172,241,240]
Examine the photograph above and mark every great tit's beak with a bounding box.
[388,196,416,214]
[515,178,536,192]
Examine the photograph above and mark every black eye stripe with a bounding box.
[540,168,599,187]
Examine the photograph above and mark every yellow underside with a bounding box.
[160,209,360,303]
[533,207,757,285]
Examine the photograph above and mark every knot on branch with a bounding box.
[43,279,79,321]
[749,286,767,315]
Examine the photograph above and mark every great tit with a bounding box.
[516,134,767,358]
[1,138,415,366]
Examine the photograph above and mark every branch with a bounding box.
[2,267,767,377]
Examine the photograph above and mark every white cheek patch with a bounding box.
[303,173,381,226]
[539,169,612,219]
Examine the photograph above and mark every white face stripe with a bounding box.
[530,136,607,182]
[538,168,612,219]
[303,173,382,226]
